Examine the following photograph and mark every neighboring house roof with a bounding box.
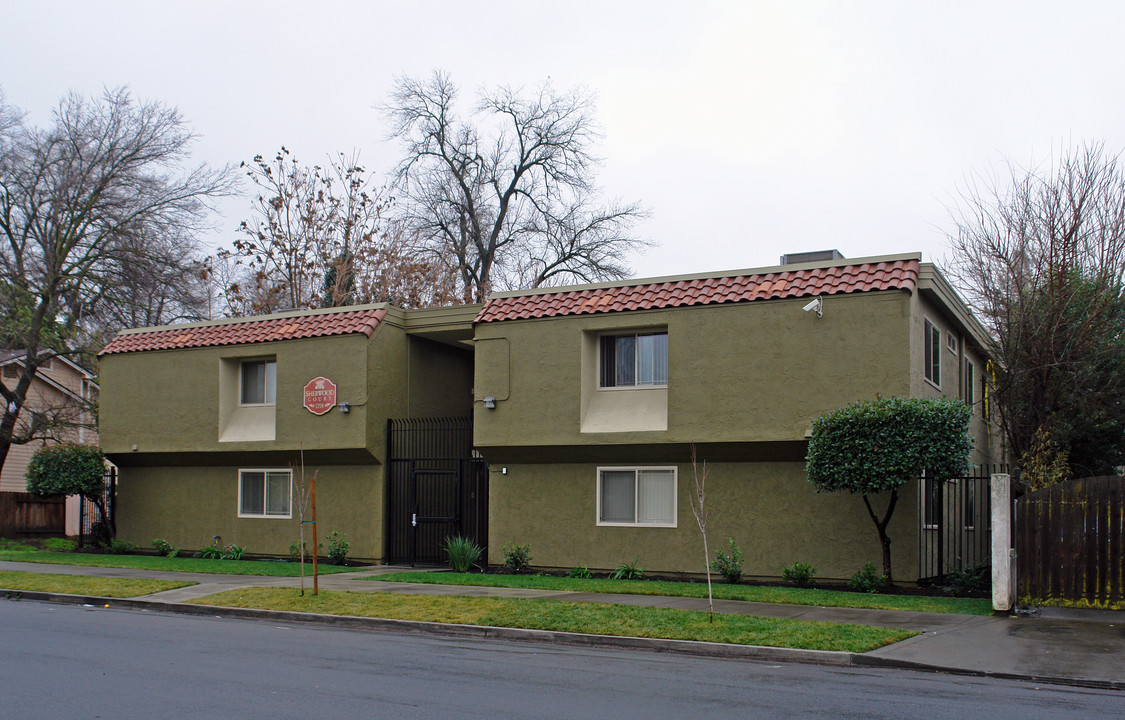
[99,306,388,355]
[1,351,98,403]
[0,350,96,380]
[475,255,920,323]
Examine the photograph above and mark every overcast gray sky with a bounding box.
[3,1,1124,281]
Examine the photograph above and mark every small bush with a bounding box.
[782,561,817,587]
[610,559,644,580]
[711,537,744,583]
[501,543,531,573]
[326,532,349,565]
[89,521,112,546]
[849,562,887,593]
[444,535,483,572]
[150,538,179,558]
[289,540,308,562]
[566,564,593,579]
[196,544,223,559]
[938,565,989,597]
[101,538,136,555]
[0,539,34,551]
[220,544,245,561]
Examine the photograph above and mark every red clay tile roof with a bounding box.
[100,307,387,355]
[475,259,919,323]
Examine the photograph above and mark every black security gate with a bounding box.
[386,418,488,565]
[918,464,1004,581]
[79,467,116,548]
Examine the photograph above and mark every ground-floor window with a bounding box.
[239,469,292,518]
[597,466,677,527]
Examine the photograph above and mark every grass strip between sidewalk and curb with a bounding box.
[0,550,365,576]
[0,571,196,598]
[187,587,917,652]
[369,572,993,615]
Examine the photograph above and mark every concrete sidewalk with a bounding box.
[2,560,1122,690]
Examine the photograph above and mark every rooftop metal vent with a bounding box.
[779,250,845,265]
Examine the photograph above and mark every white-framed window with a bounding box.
[597,466,677,527]
[240,359,277,406]
[964,359,975,412]
[238,469,291,518]
[947,332,958,353]
[923,319,941,388]
[599,332,668,388]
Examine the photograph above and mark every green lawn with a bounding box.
[0,570,196,597]
[189,587,916,652]
[0,549,365,577]
[371,572,993,615]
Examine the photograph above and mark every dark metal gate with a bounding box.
[918,464,1004,580]
[79,466,116,548]
[386,418,488,565]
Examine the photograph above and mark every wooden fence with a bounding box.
[1016,476,1124,607]
[0,492,66,537]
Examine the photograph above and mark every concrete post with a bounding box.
[991,473,1013,612]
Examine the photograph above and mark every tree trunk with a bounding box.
[862,489,899,586]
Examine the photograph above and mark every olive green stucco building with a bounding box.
[99,252,1003,581]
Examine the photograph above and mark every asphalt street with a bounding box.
[3,600,1121,720]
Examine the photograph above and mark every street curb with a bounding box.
[852,654,1125,692]
[4,589,1122,691]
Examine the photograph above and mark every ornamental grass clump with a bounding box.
[444,536,483,573]
[609,559,644,580]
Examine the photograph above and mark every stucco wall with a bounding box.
[474,289,914,449]
[486,460,922,582]
[115,463,385,560]
[910,291,1005,466]
[100,333,374,457]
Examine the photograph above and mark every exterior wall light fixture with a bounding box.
[483,396,496,409]
[337,402,350,414]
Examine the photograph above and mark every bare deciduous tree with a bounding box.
[384,70,648,303]
[0,87,234,476]
[947,142,1125,479]
[688,444,714,623]
[220,148,458,315]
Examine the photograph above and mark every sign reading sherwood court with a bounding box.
[302,377,337,415]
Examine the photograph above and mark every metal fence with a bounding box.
[918,464,1005,581]
[78,466,116,547]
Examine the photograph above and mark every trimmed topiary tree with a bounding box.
[25,444,110,536]
[806,396,972,585]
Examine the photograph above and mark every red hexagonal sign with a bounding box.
[302,376,337,415]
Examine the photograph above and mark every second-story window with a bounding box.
[924,319,941,387]
[600,332,668,388]
[240,359,277,405]
[964,358,975,411]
